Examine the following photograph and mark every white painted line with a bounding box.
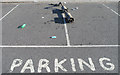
[0,45,119,48]
[63,13,70,46]
[0,4,20,21]
[102,3,120,16]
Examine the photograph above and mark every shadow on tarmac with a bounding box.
[53,9,64,24]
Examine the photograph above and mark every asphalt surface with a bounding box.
[66,2,118,45]
[2,2,118,45]
[1,2,119,73]
[2,47,118,73]
[2,3,66,45]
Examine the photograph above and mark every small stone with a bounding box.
[75,7,79,9]
[71,8,75,10]
[64,2,67,4]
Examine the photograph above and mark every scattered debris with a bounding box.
[21,24,27,28]
[50,36,56,39]
[71,7,79,10]
[49,2,62,7]
[75,7,79,9]
[49,3,54,5]
[49,3,60,6]
[18,24,26,29]
[63,2,67,4]
[44,20,53,24]
[50,20,54,22]
[42,17,44,18]
[71,8,75,10]
[60,2,74,23]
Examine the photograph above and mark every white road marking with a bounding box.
[1,4,119,48]
[0,45,119,48]
[102,3,120,16]
[0,4,20,21]
[63,14,70,46]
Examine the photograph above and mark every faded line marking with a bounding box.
[63,13,70,46]
[0,45,119,48]
[102,3,120,16]
[0,4,20,21]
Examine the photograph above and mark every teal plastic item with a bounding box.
[51,36,56,39]
[21,24,26,28]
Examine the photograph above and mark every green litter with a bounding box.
[21,24,26,28]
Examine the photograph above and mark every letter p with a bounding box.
[10,59,23,72]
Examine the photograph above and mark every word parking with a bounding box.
[10,57,115,73]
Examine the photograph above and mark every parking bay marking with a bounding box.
[0,4,20,21]
[0,45,119,48]
[63,13,71,46]
[102,3,120,16]
[1,4,119,48]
